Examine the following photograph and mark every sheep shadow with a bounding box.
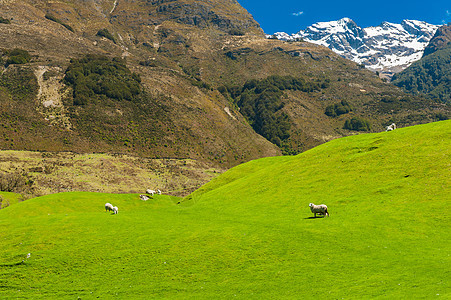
[304,216,327,220]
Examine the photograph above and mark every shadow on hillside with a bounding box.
[1,261,25,267]
[303,216,326,219]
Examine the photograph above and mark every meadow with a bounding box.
[0,120,449,299]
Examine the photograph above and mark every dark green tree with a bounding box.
[64,55,142,105]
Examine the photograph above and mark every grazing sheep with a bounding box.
[146,189,156,196]
[309,203,329,217]
[140,194,150,201]
[105,203,114,212]
[113,206,118,214]
[386,123,396,131]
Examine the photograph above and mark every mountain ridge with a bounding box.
[271,18,439,79]
[0,1,448,170]
[392,24,451,103]
[423,23,451,56]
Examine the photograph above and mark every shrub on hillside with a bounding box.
[218,75,330,148]
[97,28,116,43]
[0,66,38,101]
[325,100,352,117]
[228,28,245,36]
[64,55,142,105]
[0,16,11,24]
[4,48,31,67]
[44,14,59,23]
[44,14,74,32]
[221,76,303,147]
[0,170,32,193]
[343,117,371,131]
[434,112,449,121]
[6,56,28,66]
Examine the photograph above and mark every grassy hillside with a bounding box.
[0,192,24,208]
[0,151,224,198]
[0,121,449,298]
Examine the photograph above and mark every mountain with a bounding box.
[0,1,448,171]
[0,0,276,168]
[422,23,451,56]
[392,24,451,103]
[272,18,439,79]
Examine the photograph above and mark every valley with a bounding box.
[0,1,450,297]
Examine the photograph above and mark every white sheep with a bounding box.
[105,203,114,212]
[386,123,396,131]
[157,189,162,195]
[113,206,118,214]
[146,189,156,196]
[309,203,329,217]
[140,194,150,201]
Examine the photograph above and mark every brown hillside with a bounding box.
[0,0,448,168]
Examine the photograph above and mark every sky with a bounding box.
[237,0,451,34]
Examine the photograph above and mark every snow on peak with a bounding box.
[301,17,361,36]
[272,18,439,76]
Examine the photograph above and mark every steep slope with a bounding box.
[186,120,450,207]
[0,0,277,167]
[392,24,451,103]
[273,18,439,78]
[0,1,448,169]
[423,24,451,56]
[109,0,263,34]
[0,121,449,298]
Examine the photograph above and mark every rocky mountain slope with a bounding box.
[422,23,451,56]
[0,0,448,169]
[272,18,439,79]
[392,24,451,103]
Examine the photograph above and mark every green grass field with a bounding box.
[0,121,449,299]
[0,192,24,208]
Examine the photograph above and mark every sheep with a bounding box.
[105,203,114,212]
[157,189,162,195]
[309,203,329,217]
[113,206,118,214]
[386,123,396,131]
[140,194,150,201]
[146,189,156,196]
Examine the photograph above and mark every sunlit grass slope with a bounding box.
[0,121,450,299]
[0,192,23,207]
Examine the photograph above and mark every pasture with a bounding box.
[0,121,449,298]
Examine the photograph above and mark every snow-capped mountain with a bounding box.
[271,18,439,78]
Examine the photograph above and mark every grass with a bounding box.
[0,121,449,298]
[0,151,222,197]
[0,192,23,208]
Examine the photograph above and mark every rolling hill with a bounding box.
[1,120,449,298]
